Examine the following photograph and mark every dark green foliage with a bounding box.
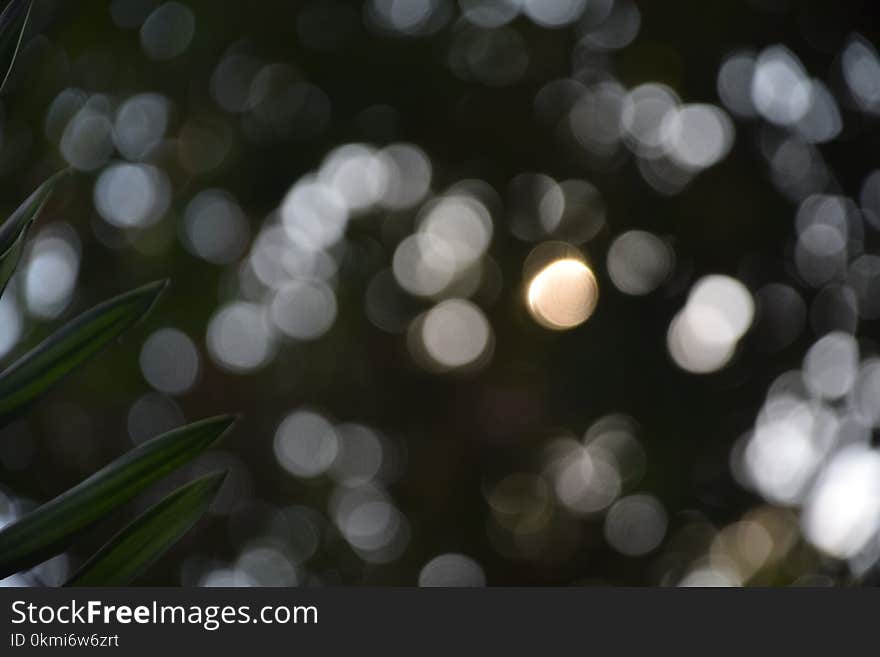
[0,280,167,421]
[0,417,234,579]
[0,0,31,91]
[65,471,228,586]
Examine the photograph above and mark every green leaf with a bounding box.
[65,471,227,587]
[0,0,31,91]
[0,169,69,299]
[0,415,235,579]
[0,279,167,420]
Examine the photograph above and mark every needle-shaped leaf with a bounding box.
[0,0,31,92]
[65,471,227,587]
[0,415,236,579]
[0,279,167,421]
[0,169,69,299]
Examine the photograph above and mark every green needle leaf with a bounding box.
[0,279,167,420]
[65,471,228,587]
[0,0,31,92]
[0,415,236,579]
[0,169,69,299]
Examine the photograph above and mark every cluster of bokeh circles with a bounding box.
[3,0,880,586]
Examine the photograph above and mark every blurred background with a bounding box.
[1,0,880,586]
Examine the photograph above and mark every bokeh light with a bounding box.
[418,553,486,586]
[274,410,339,479]
[139,328,201,395]
[604,495,667,556]
[526,253,598,330]
[607,230,673,296]
[668,275,754,374]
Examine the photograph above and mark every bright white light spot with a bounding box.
[206,302,274,373]
[751,46,812,126]
[319,144,390,213]
[419,299,492,370]
[94,163,171,228]
[662,103,734,170]
[620,83,679,157]
[24,230,80,320]
[379,143,433,210]
[269,280,337,341]
[281,178,349,251]
[419,195,493,270]
[668,275,753,374]
[803,445,880,559]
[393,233,457,298]
[688,275,754,339]
[667,308,736,374]
[743,402,833,506]
[527,258,598,329]
[551,445,621,515]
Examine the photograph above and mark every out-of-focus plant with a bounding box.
[0,0,235,586]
